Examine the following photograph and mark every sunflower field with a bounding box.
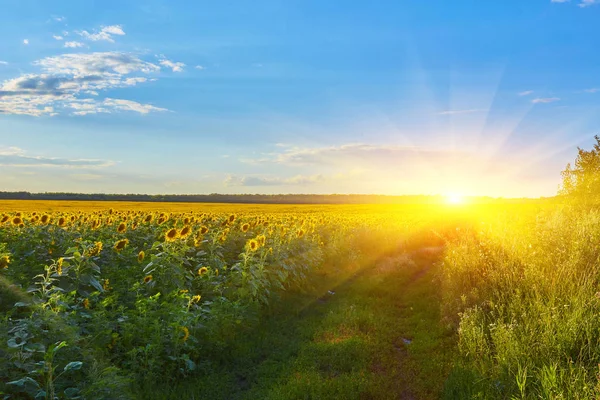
[0,203,431,399]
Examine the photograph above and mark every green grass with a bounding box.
[137,247,456,399]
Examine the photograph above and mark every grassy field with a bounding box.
[2,199,599,399]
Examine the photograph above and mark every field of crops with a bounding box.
[2,200,600,399]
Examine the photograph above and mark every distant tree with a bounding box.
[560,135,600,203]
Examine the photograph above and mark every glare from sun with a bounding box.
[445,193,464,205]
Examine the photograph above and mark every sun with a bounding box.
[445,193,464,205]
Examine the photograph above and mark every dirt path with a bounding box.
[144,247,455,399]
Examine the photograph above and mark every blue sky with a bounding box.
[1,0,599,197]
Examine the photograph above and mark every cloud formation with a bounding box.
[224,174,325,186]
[532,97,560,104]
[0,52,165,116]
[518,90,534,96]
[0,147,114,168]
[77,25,126,43]
[438,109,483,115]
[158,57,186,72]
[64,41,84,48]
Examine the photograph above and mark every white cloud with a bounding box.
[158,57,186,72]
[77,25,126,43]
[0,52,164,116]
[53,35,64,41]
[584,88,599,93]
[0,61,7,65]
[438,109,483,115]
[518,90,534,96]
[52,16,66,22]
[195,65,205,70]
[0,146,113,168]
[64,41,84,48]
[579,0,600,7]
[531,97,560,104]
[224,174,325,187]
[23,39,29,45]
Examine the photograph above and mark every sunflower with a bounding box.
[165,228,179,242]
[257,234,266,247]
[0,215,9,224]
[58,217,67,227]
[11,216,23,226]
[113,239,129,252]
[56,257,64,275]
[241,223,250,233]
[144,214,154,223]
[297,229,305,238]
[103,279,110,291]
[138,251,145,263]
[228,214,236,223]
[179,326,190,342]
[88,241,103,256]
[82,298,90,309]
[183,217,191,225]
[247,239,259,252]
[191,294,202,303]
[117,222,127,233]
[0,255,10,269]
[179,225,192,238]
[143,275,153,283]
[198,266,208,275]
[199,225,209,235]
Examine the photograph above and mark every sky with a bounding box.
[1,0,599,197]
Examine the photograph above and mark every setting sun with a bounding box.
[445,193,464,205]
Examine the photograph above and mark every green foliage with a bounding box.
[560,135,600,204]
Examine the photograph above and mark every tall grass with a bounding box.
[442,206,600,398]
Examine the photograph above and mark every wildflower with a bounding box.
[138,251,145,263]
[191,294,202,303]
[165,228,179,242]
[88,241,103,256]
[143,275,153,283]
[180,225,192,238]
[241,223,250,232]
[199,226,209,235]
[113,239,129,252]
[179,326,190,342]
[0,255,10,269]
[198,267,208,275]
[82,298,90,309]
[12,216,23,226]
[117,222,127,233]
[247,239,259,252]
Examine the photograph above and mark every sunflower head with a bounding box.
[247,239,259,252]
[58,217,67,227]
[241,223,250,233]
[165,228,179,242]
[82,298,90,309]
[179,326,190,342]
[144,214,154,223]
[143,275,153,283]
[1,215,9,224]
[198,266,208,275]
[0,255,10,269]
[180,225,192,238]
[257,234,266,247]
[113,239,129,252]
[117,222,127,233]
[200,226,209,235]
[138,251,145,263]
[297,229,305,238]
[12,216,23,226]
